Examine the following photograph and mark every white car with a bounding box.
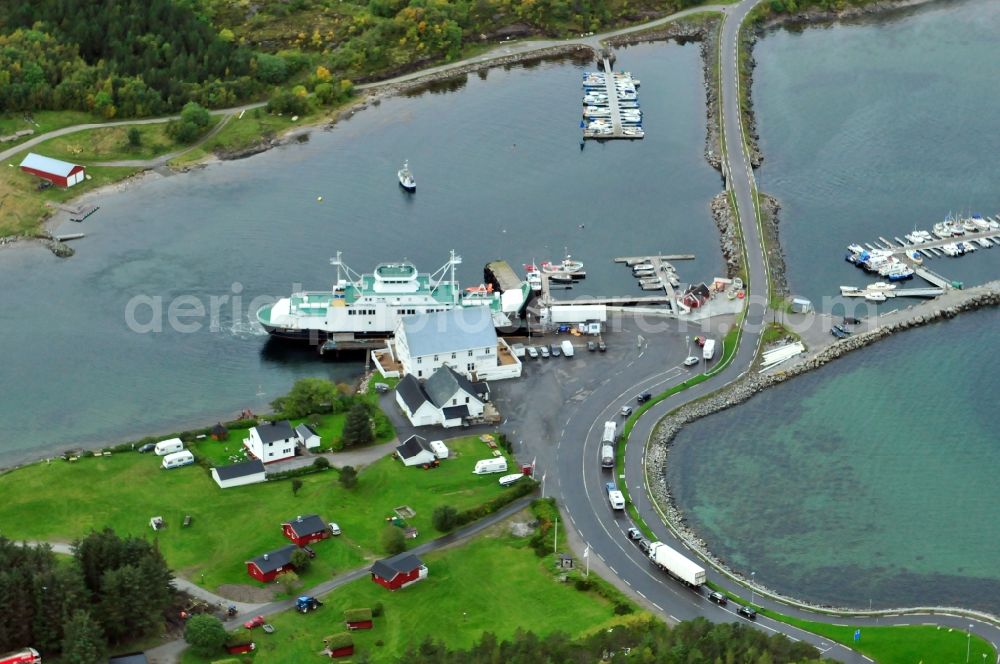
[527,346,539,359]
[328,523,341,536]
[683,356,700,367]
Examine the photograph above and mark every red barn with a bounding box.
[282,514,329,546]
[19,153,85,188]
[246,544,298,583]
[370,552,427,591]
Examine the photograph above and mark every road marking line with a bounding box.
[636,591,646,599]
[608,565,616,574]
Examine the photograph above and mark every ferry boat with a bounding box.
[541,255,585,275]
[398,161,416,192]
[257,251,524,342]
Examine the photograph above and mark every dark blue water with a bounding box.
[755,0,1000,305]
[0,42,723,466]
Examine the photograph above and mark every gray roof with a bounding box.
[247,544,298,574]
[401,307,496,358]
[441,405,469,420]
[213,459,265,481]
[424,365,485,408]
[20,152,81,176]
[370,551,423,580]
[396,374,430,412]
[295,423,318,439]
[284,514,326,538]
[396,435,432,460]
[256,420,295,444]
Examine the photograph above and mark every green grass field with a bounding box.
[0,435,519,590]
[27,120,221,164]
[770,611,996,664]
[169,110,304,167]
[0,160,140,236]
[0,110,101,148]
[181,511,645,663]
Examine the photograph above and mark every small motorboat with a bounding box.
[398,160,415,192]
[864,291,887,303]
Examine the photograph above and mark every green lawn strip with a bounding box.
[26,120,217,163]
[196,406,393,468]
[0,435,520,590]
[0,110,101,148]
[617,321,742,536]
[182,509,647,663]
[0,162,140,236]
[703,581,997,663]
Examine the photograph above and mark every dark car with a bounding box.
[736,605,757,620]
[626,527,642,541]
[550,343,561,357]
[708,591,728,606]
[587,341,598,352]
[637,538,652,554]
[598,341,607,352]
[137,442,156,453]
[302,545,316,559]
[636,392,652,404]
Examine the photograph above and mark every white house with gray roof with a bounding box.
[244,420,298,463]
[395,365,488,428]
[381,307,521,381]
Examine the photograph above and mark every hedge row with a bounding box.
[454,479,537,527]
[266,458,333,481]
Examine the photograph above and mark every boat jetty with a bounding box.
[840,212,1000,300]
[581,58,643,141]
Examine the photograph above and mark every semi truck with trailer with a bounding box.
[647,541,706,588]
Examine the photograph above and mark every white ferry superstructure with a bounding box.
[257,251,525,341]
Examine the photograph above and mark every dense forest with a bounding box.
[0,0,707,117]
[0,532,175,660]
[394,618,822,663]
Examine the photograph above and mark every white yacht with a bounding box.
[398,160,416,192]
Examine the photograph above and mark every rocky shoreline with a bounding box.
[605,16,724,172]
[647,282,1000,611]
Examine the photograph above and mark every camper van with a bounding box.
[162,450,195,469]
[154,438,184,456]
[702,339,716,361]
[473,458,508,475]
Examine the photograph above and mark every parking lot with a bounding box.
[490,310,735,476]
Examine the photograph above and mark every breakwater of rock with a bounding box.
[606,16,723,173]
[646,281,1000,609]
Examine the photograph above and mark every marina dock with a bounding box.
[581,60,644,141]
[843,214,1000,297]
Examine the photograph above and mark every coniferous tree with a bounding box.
[61,610,106,664]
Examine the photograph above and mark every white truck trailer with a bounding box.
[548,304,608,324]
[647,541,706,588]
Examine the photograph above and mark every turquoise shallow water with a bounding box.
[667,308,1000,612]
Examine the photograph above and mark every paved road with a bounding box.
[0,3,730,167]
[542,1,1000,661]
[144,494,536,663]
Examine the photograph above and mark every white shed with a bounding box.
[211,459,267,489]
[295,423,321,450]
[396,435,437,467]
